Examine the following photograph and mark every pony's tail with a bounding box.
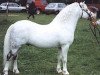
[3,25,13,69]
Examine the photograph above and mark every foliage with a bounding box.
[0,13,100,75]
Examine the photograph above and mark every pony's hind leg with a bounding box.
[3,47,20,75]
[3,51,12,75]
[10,46,20,74]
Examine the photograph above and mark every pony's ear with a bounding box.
[79,2,84,9]
[79,2,83,6]
[79,2,82,5]
[80,1,85,4]
[83,1,85,3]
[80,1,85,6]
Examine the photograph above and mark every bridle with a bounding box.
[79,3,92,19]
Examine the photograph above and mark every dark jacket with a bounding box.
[28,2,36,15]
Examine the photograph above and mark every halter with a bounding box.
[79,3,92,19]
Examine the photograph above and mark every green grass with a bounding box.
[0,13,100,75]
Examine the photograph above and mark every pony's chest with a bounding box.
[58,30,74,44]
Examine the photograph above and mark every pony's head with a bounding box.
[79,2,96,19]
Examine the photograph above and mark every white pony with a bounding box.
[3,2,95,75]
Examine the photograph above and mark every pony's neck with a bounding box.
[51,2,81,31]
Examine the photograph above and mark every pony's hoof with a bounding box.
[3,73,8,75]
[13,69,20,74]
[62,70,69,75]
[57,68,62,74]
[3,74,8,75]
[3,70,8,75]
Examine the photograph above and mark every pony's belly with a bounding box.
[31,42,59,48]
[34,44,58,48]
[29,38,59,48]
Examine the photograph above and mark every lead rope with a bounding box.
[89,16,100,44]
[89,24,100,44]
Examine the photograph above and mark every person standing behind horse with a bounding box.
[27,1,36,19]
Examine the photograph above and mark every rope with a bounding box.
[89,24,100,44]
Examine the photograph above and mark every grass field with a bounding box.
[0,13,100,75]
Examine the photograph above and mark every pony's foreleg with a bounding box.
[57,47,62,73]
[10,47,19,74]
[3,49,19,75]
[61,45,69,75]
